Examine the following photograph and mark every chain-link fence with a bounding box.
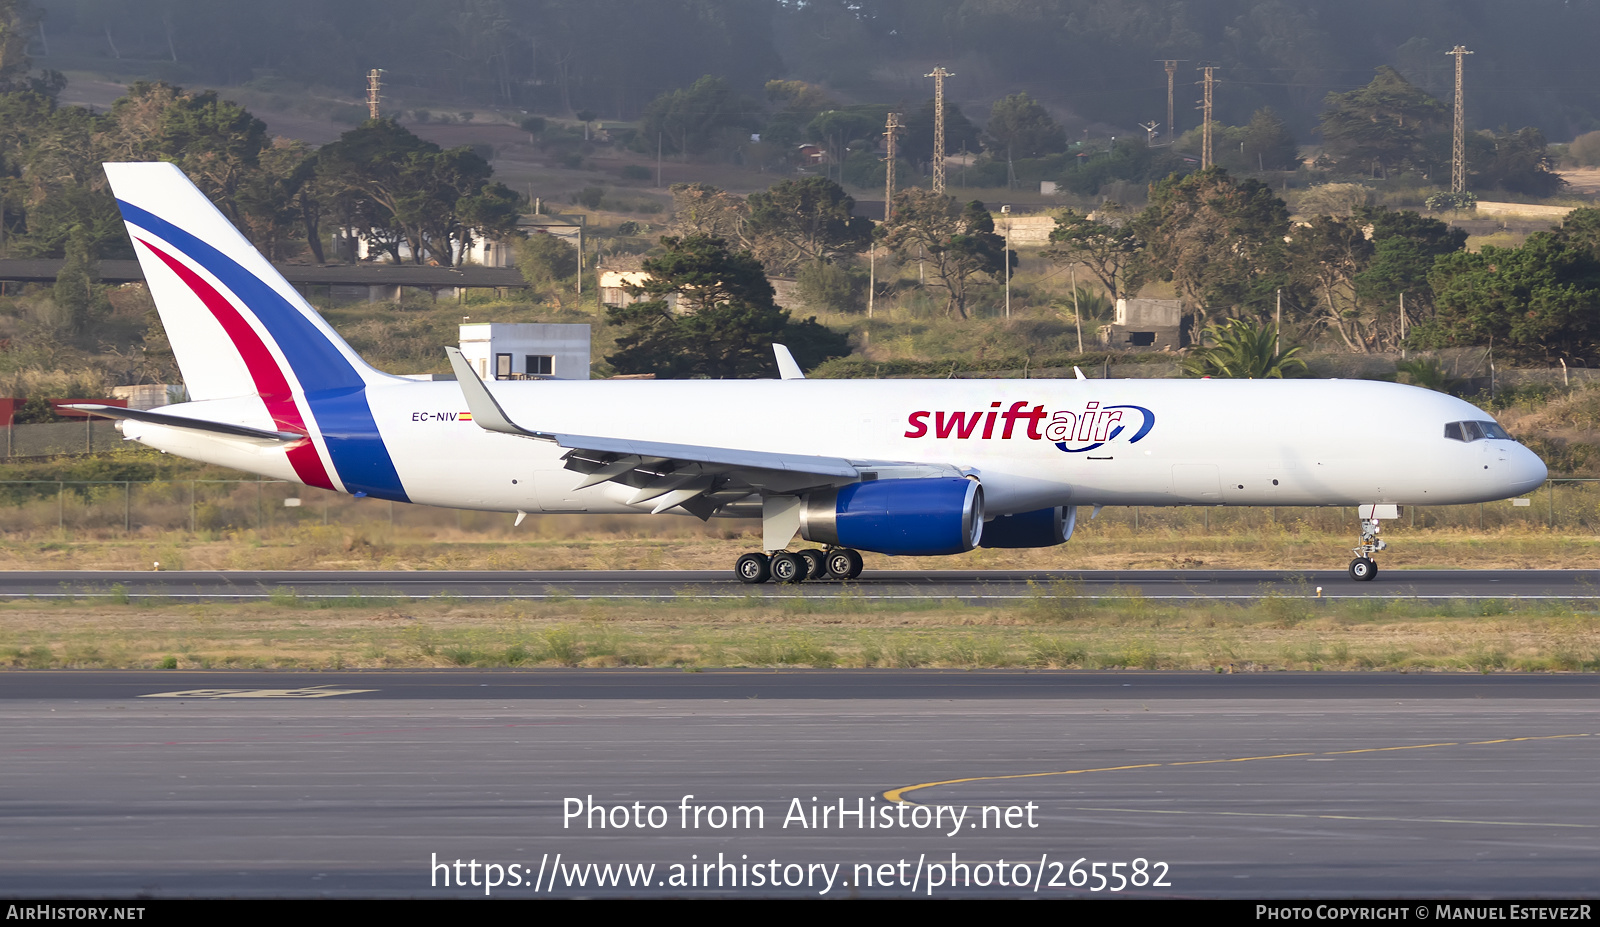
[0,479,537,537]
[1082,479,1600,536]
[0,478,1595,539]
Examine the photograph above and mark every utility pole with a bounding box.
[884,112,902,218]
[926,67,953,194]
[1197,66,1215,169]
[1447,46,1473,194]
[1001,205,1011,320]
[1159,60,1183,144]
[366,69,383,120]
[1071,263,1083,354]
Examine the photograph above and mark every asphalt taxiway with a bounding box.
[1,670,1595,898]
[2,568,1597,601]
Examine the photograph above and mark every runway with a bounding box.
[3,568,1599,601]
[2,670,1597,898]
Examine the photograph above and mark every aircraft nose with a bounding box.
[1510,443,1549,493]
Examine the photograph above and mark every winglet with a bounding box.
[774,344,805,380]
[445,347,552,440]
[1073,366,1087,380]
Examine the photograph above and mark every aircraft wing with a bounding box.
[444,348,959,515]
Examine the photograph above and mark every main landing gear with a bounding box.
[1348,515,1386,582]
[734,548,864,585]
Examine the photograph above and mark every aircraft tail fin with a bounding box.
[102,161,395,402]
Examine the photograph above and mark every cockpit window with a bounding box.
[1445,420,1511,442]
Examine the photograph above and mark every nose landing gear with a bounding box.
[1348,512,1388,582]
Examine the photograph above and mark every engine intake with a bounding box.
[800,478,983,556]
[979,506,1076,548]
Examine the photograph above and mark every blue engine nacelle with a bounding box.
[799,478,983,556]
[978,506,1077,548]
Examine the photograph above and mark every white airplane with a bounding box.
[74,162,1547,584]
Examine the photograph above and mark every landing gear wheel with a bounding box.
[1349,557,1377,582]
[799,549,827,581]
[826,548,864,580]
[771,551,808,584]
[735,552,771,585]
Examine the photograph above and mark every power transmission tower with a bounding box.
[884,112,902,218]
[1447,46,1473,194]
[366,69,383,120]
[1197,66,1215,169]
[926,67,953,194]
[1158,60,1184,144]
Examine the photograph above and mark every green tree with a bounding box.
[804,104,889,170]
[606,235,848,378]
[314,119,519,266]
[1286,214,1376,352]
[1318,66,1445,176]
[1474,127,1565,198]
[1242,108,1298,171]
[745,177,871,274]
[1416,232,1600,362]
[234,138,314,261]
[49,228,111,336]
[0,0,60,96]
[640,75,754,157]
[985,92,1065,160]
[1353,207,1467,328]
[516,232,578,294]
[1131,168,1290,331]
[878,190,1011,320]
[1045,207,1138,301]
[762,79,835,151]
[1180,318,1307,379]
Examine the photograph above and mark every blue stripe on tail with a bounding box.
[116,199,410,502]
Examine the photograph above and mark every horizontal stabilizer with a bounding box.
[63,404,308,445]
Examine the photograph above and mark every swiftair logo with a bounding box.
[904,400,1155,454]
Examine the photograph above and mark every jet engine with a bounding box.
[799,478,983,556]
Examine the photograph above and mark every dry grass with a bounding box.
[2,591,1595,672]
[1,515,1597,573]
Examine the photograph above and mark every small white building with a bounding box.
[345,234,513,268]
[599,270,679,309]
[1101,298,1184,350]
[110,384,185,409]
[457,323,591,380]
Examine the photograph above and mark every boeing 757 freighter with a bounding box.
[72,162,1547,583]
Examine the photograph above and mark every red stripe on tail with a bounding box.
[138,238,335,491]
